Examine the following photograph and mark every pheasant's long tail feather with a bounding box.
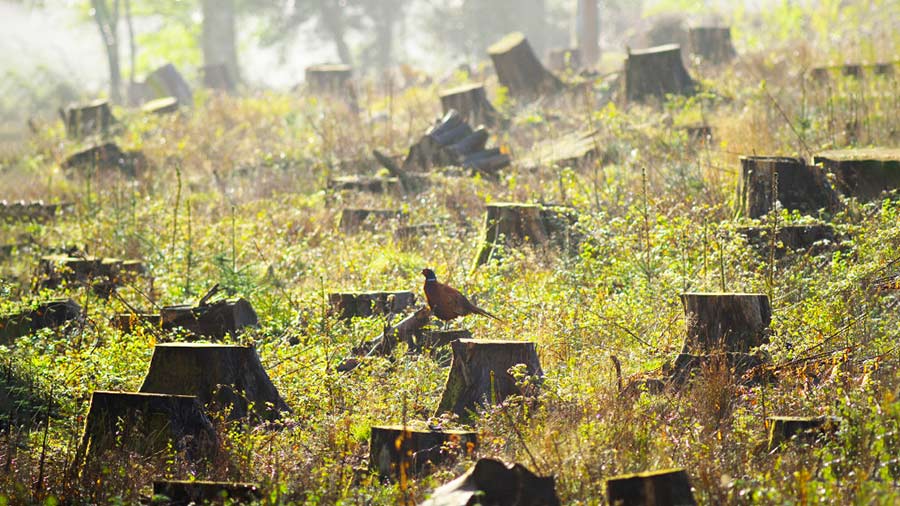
[472,305,501,321]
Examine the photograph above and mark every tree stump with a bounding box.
[546,47,581,72]
[338,208,406,234]
[139,343,290,421]
[738,156,841,218]
[327,175,401,194]
[439,83,498,127]
[142,97,180,115]
[73,391,217,471]
[420,458,560,506]
[737,224,838,258]
[151,480,261,505]
[416,329,472,350]
[473,203,582,268]
[688,26,736,64]
[605,468,697,506]
[813,148,900,201]
[395,110,509,175]
[680,293,771,354]
[145,63,193,106]
[767,415,841,451]
[0,298,81,344]
[160,298,258,340]
[624,44,695,102]
[305,63,354,95]
[520,130,599,171]
[0,201,68,222]
[488,32,563,100]
[369,425,477,479]
[61,142,146,176]
[111,312,162,332]
[436,339,543,420]
[201,63,236,92]
[59,99,114,139]
[327,291,416,319]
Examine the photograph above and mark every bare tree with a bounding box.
[91,0,122,103]
[202,0,240,83]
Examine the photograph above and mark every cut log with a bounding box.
[328,175,401,194]
[679,293,771,354]
[813,148,900,202]
[420,458,560,506]
[369,425,477,479]
[141,97,180,115]
[436,339,543,420]
[546,47,581,72]
[0,298,81,344]
[473,203,583,268]
[688,26,737,64]
[767,415,841,451]
[624,44,695,103]
[605,468,697,506]
[139,343,290,421]
[145,63,193,106]
[439,83,498,127]
[0,201,66,222]
[738,156,841,218]
[60,99,114,139]
[160,298,258,340]
[339,208,406,234]
[73,391,217,470]
[450,127,490,156]
[396,110,509,175]
[737,224,838,258]
[61,142,146,176]
[328,291,416,319]
[151,480,261,505]
[201,63,236,92]
[488,32,563,100]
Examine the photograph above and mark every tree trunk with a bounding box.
[91,0,122,104]
[369,425,477,480]
[624,44,694,102]
[439,83,498,127]
[139,343,291,422]
[813,148,900,202]
[320,2,352,65]
[488,32,563,100]
[421,458,560,506]
[679,293,771,355]
[605,468,697,506]
[739,156,842,218]
[688,26,736,65]
[436,339,543,420]
[202,0,240,85]
[577,0,599,67]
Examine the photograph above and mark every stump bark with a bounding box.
[813,148,900,201]
[145,63,193,106]
[60,99,114,139]
[139,343,290,421]
[488,32,563,100]
[61,142,145,176]
[420,458,560,506]
[369,425,477,479]
[680,293,771,354]
[73,391,217,470]
[160,298,258,340]
[767,415,841,451]
[151,480,261,505]
[546,47,581,72]
[739,156,841,218]
[327,291,416,319]
[624,44,695,102]
[473,203,582,268]
[688,26,737,64]
[737,224,838,258]
[439,83,498,127]
[339,208,406,233]
[436,339,543,420]
[605,468,697,506]
[201,63,236,92]
[0,298,81,344]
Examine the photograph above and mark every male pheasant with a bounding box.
[421,268,499,322]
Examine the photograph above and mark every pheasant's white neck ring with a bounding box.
[425,275,437,282]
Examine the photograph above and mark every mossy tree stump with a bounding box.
[813,148,900,201]
[145,63,193,106]
[0,298,81,344]
[59,99,114,139]
[680,293,771,354]
[436,339,543,420]
[473,203,582,268]
[339,208,406,233]
[151,480,261,505]
[328,291,416,319]
[739,156,841,218]
[160,298,258,340]
[624,44,695,102]
[546,47,581,72]
[737,224,838,258]
[488,32,563,100]
[688,26,736,64]
[768,415,841,451]
[605,468,697,506]
[139,343,290,421]
[420,458,560,506]
[73,391,217,471]
[201,63,236,92]
[439,83,498,127]
[369,425,477,480]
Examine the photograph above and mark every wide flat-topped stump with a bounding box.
[369,425,477,479]
[339,208,406,233]
[0,201,67,222]
[768,415,841,451]
[306,63,354,95]
[152,480,261,505]
[74,391,217,470]
[437,339,543,420]
[38,255,143,285]
[327,175,401,194]
[328,291,416,319]
[142,96,180,115]
[606,468,697,506]
[680,293,771,354]
[473,203,583,267]
[0,298,81,343]
[739,156,841,218]
[160,298,258,340]
[139,343,290,421]
[738,224,838,257]
[520,129,599,171]
[488,32,562,100]
[145,63,193,106]
[60,99,114,139]
[688,26,736,64]
[421,458,560,506]
[625,44,695,102]
[813,148,900,201]
[439,83,498,127]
